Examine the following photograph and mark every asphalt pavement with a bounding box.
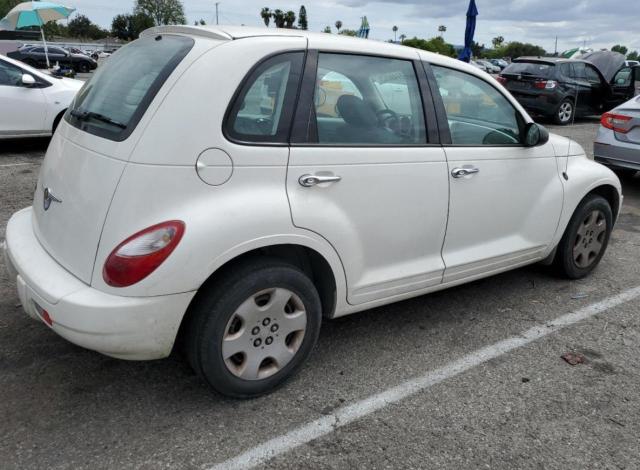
[1,118,639,469]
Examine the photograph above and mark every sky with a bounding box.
[66,0,639,54]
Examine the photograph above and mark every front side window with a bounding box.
[313,53,426,145]
[613,67,632,87]
[432,65,522,145]
[0,59,24,87]
[226,52,304,142]
[66,34,194,141]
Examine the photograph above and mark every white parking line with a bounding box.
[208,285,640,470]
[0,162,40,168]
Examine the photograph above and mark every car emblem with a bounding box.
[43,187,62,211]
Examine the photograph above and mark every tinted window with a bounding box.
[313,53,426,145]
[66,35,193,141]
[503,62,553,78]
[433,65,522,145]
[572,63,587,81]
[559,63,572,78]
[613,67,632,86]
[227,52,304,142]
[0,59,23,86]
[585,65,601,84]
[31,47,44,53]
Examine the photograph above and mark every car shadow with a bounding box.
[0,137,50,155]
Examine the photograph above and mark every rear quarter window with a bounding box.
[65,35,194,142]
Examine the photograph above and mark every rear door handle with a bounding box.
[451,167,480,178]
[299,174,342,187]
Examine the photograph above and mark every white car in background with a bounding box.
[0,54,83,139]
[3,27,622,398]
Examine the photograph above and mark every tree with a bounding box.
[492,36,504,49]
[335,20,342,32]
[0,0,20,19]
[392,25,398,42]
[403,36,456,58]
[438,25,446,37]
[323,26,331,33]
[68,14,108,39]
[260,7,271,27]
[135,0,186,26]
[399,33,406,44]
[272,9,285,28]
[612,44,628,56]
[111,12,154,41]
[628,50,639,61]
[298,6,308,30]
[495,41,545,59]
[284,10,296,28]
[339,29,357,37]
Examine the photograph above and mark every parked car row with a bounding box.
[2,26,622,398]
[7,45,97,72]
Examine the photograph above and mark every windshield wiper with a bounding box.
[70,109,127,129]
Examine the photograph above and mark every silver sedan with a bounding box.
[594,95,640,176]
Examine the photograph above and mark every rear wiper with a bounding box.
[70,109,126,129]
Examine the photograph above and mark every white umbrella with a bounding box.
[1,1,76,68]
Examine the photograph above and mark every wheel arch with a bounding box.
[586,184,620,222]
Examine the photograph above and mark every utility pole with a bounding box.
[215,2,220,25]
[554,36,558,56]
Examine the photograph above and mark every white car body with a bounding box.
[0,54,82,139]
[3,26,622,364]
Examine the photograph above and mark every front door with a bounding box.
[0,58,46,135]
[287,51,449,305]
[429,64,564,283]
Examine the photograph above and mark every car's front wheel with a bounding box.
[554,98,575,125]
[186,258,322,398]
[555,195,613,279]
[77,61,91,73]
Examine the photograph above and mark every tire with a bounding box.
[554,98,575,125]
[186,258,322,398]
[77,61,90,73]
[555,195,613,279]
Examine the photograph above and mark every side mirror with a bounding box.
[21,74,36,86]
[523,122,549,147]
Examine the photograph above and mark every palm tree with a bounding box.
[272,9,285,28]
[392,25,398,42]
[438,25,447,37]
[399,33,406,44]
[284,10,296,28]
[335,20,342,32]
[260,7,271,27]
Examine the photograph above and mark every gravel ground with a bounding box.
[1,118,639,470]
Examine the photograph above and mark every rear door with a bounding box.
[429,63,563,283]
[287,50,449,305]
[568,63,593,115]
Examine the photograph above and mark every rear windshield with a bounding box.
[66,35,194,141]
[503,62,554,78]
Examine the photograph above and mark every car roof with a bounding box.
[513,56,589,65]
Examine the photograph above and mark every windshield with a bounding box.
[66,34,193,141]
[503,62,553,78]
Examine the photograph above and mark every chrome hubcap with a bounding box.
[573,210,607,268]
[222,288,307,381]
[559,102,573,122]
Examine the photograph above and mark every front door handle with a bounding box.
[299,174,342,187]
[451,167,480,178]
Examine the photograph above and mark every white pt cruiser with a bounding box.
[3,26,622,397]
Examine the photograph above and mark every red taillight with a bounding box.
[103,220,185,287]
[534,80,557,89]
[496,76,507,85]
[601,112,633,133]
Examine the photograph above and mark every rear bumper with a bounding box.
[3,208,195,360]
[509,92,561,116]
[594,142,640,170]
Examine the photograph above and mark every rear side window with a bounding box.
[225,52,304,143]
[503,62,553,79]
[0,59,23,87]
[66,35,193,142]
[433,65,522,145]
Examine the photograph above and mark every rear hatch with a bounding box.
[32,34,195,284]
[500,61,555,97]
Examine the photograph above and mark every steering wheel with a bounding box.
[376,108,398,130]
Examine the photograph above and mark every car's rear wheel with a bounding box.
[77,61,90,73]
[555,195,612,279]
[186,258,322,398]
[554,98,575,125]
